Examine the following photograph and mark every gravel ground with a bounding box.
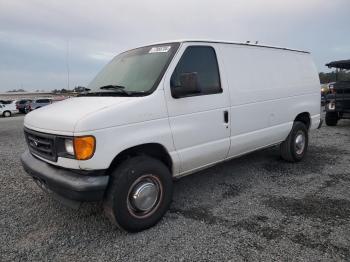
[0,115,349,261]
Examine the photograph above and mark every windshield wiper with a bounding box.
[96,84,132,96]
[99,85,126,90]
[78,85,147,97]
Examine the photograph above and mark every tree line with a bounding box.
[319,71,350,84]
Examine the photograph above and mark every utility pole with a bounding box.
[66,40,70,90]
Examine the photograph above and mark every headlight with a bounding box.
[64,139,74,155]
[73,136,96,160]
[57,136,95,160]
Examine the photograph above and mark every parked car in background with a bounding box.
[16,99,32,113]
[25,98,52,113]
[0,101,19,117]
[325,60,350,126]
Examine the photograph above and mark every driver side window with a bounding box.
[170,46,222,98]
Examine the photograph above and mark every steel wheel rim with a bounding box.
[295,131,305,155]
[4,112,10,117]
[127,174,163,218]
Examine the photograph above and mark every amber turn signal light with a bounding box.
[73,136,95,160]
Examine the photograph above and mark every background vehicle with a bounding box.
[0,101,19,117]
[16,99,32,113]
[0,100,13,104]
[21,40,321,232]
[321,83,333,106]
[325,60,350,126]
[25,98,52,113]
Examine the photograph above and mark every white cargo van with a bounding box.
[21,40,321,232]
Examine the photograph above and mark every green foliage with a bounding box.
[319,70,350,84]
[6,89,26,92]
[52,86,88,94]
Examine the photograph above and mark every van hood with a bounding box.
[24,97,136,133]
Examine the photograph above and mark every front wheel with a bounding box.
[104,155,173,232]
[280,121,308,162]
[3,111,11,117]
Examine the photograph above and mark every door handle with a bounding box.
[224,110,229,123]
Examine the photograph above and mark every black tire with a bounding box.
[104,155,173,232]
[280,121,308,162]
[3,111,11,117]
[325,112,338,126]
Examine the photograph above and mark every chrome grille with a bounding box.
[24,129,56,162]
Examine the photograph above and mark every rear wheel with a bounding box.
[280,121,308,162]
[325,112,338,126]
[3,111,11,117]
[104,155,173,232]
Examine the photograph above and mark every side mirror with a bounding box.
[172,72,200,98]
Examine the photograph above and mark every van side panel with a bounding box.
[219,44,320,158]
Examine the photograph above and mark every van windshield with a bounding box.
[87,43,179,96]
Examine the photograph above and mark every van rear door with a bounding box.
[164,44,231,174]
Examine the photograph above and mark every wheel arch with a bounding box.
[294,112,311,129]
[107,143,173,175]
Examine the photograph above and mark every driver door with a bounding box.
[163,44,231,174]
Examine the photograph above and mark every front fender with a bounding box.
[74,118,180,175]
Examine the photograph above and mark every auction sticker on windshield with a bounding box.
[149,46,171,53]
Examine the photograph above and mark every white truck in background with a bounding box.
[21,40,321,232]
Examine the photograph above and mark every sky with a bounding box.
[0,0,349,92]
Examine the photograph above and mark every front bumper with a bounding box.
[21,150,109,205]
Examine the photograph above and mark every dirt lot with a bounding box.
[0,115,349,261]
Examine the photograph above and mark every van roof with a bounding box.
[147,39,310,54]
